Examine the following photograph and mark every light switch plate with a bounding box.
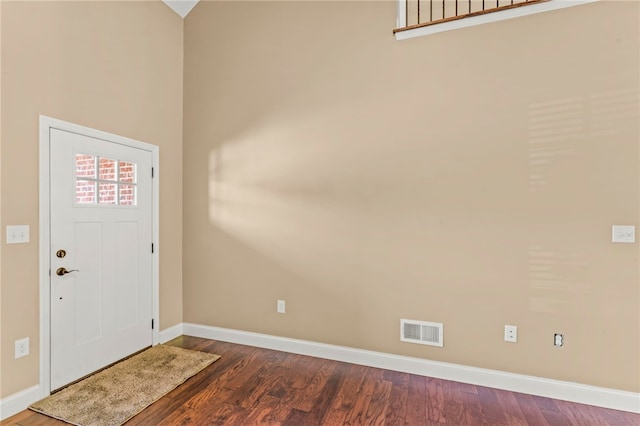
[612,225,635,243]
[6,225,30,244]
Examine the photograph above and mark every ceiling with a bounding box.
[162,0,200,18]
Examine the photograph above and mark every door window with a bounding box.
[75,154,137,206]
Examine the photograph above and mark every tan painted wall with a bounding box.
[0,1,183,398]
[183,1,639,391]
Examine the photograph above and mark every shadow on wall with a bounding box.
[206,82,639,324]
[206,102,446,289]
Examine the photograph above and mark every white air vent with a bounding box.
[401,319,443,347]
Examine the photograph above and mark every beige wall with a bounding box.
[0,1,183,397]
[183,1,639,392]
[1,0,638,403]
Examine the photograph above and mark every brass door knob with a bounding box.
[56,267,79,276]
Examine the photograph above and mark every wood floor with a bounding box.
[5,336,639,425]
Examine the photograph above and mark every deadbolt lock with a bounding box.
[56,249,67,258]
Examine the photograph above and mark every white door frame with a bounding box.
[38,115,160,396]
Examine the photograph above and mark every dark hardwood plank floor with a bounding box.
[4,336,639,425]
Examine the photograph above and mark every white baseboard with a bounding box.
[159,323,184,344]
[2,323,637,420]
[183,322,640,414]
[0,385,43,421]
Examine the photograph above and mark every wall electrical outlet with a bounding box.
[277,300,286,314]
[554,333,564,347]
[504,325,517,343]
[15,337,30,359]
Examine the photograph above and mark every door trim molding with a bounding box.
[38,115,160,398]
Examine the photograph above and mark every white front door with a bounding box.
[49,128,153,390]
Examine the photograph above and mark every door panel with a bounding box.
[115,221,140,330]
[50,128,153,390]
[73,221,102,345]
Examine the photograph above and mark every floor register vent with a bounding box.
[401,319,444,347]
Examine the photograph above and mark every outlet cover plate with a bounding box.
[15,337,29,359]
[277,300,285,314]
[504,325,517,343]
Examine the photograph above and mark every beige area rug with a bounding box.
[30,345,220,426]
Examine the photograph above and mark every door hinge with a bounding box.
[151,167,154,178]
[151,319,155,330]
[151,243,154,253]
